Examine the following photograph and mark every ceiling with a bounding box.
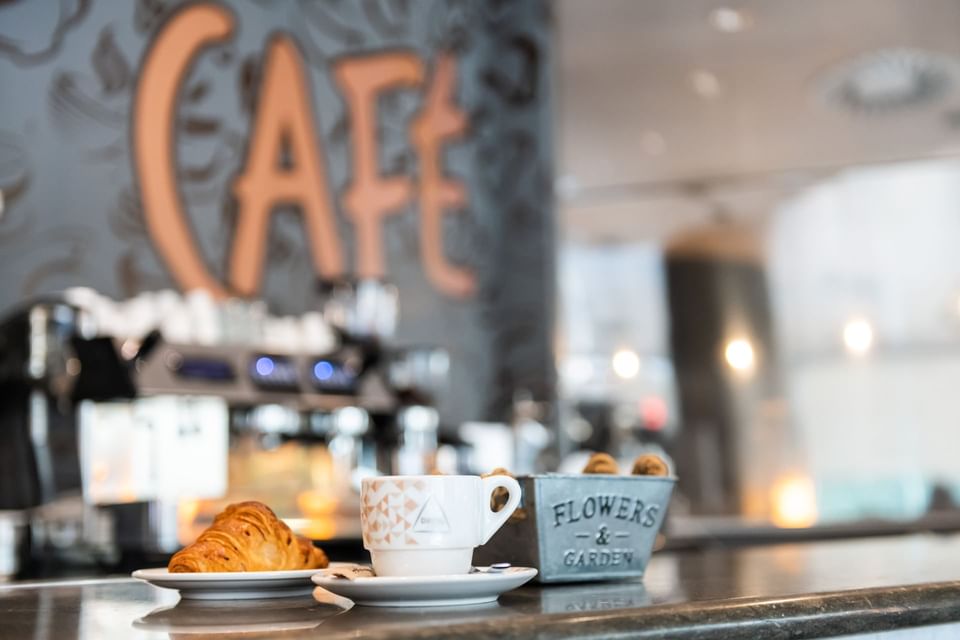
[555,0,960,242]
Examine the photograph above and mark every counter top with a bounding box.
[3,533,960,639]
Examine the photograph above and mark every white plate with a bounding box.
[132,563,350,600]
[311,565,538,607]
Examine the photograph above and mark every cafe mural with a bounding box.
[0,0,555,425]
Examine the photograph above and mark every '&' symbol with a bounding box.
[596,525,611,545]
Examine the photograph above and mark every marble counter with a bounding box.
[3,533,960,639]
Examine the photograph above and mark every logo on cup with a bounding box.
[413,497,451,533]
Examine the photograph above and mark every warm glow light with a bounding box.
[690,69,721,98]
[296,518,337,541]
[612,349,641,379]
[709,7,752,33]
[178,499,201,524]
[843,318,874,355]
[297,490,338,517]
[771,475,818,528]
[177,499,202,544]
[724,338,755,373]
[118,486,138,504]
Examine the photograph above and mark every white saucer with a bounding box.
[133,563,350,600]
[311,565,538,607]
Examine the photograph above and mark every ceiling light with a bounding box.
[819,48,958,115]
[724,338,755,373]
[690,69,721,99]
[612,349,641,379]
[709,7,752,33]
[843,318,874,356]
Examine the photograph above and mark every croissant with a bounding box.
[168,501,329,572]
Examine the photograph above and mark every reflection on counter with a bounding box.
[135,596,334,636]
[533,581,651,613]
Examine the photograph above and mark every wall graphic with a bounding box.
[0,0,555,425]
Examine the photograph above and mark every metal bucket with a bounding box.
[474,474,675,583]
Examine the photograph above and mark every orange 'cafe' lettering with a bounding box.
[133,3,475,300]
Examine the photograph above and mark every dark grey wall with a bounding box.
[0,0,556,426]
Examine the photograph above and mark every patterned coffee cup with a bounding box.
[360,474,521,577]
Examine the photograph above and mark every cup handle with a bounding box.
[480,475,522,544]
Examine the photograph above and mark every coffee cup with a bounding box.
[360,474,521,577]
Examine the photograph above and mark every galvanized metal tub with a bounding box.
[474,474,675,583]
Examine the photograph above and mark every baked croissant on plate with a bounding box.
[168,501,329,573]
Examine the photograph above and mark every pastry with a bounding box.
[168,501,329,572]
[631,453,670,477]
[582,452,619,474]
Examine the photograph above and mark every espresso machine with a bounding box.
[0,280,449,576]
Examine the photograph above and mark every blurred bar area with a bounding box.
[3,1,960,638]
[554,0,960,542]
[0,282,457,570]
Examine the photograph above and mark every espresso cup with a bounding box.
[360,474,521,577]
